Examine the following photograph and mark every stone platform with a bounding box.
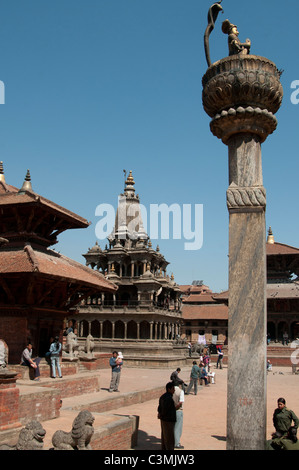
[0,366,167,450]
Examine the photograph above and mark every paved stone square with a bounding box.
[40,363,298,451]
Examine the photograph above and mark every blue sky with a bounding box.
[0,0,298,292]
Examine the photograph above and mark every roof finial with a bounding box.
[267,226,275,244]
[18,169,33,194]
[124,170,136,198]
[125,170,135,188]
[0,161,6,184]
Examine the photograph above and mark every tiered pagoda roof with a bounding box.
[0,163,117,312]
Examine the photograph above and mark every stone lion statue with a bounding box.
[51,410,95,450]
[0,339,8,368]
[192,343,206,355]
[78,334,95,360]
[62,331,79,360]
[0,420,46,450]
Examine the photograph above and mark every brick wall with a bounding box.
[18,389,61,425]
[91,415,139,450]
[43,375,100,398]
[0,382,20,431]
[0,316,28,364]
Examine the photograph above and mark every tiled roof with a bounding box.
[267,283,299,299]
[0,190,89,228]
[182,303,228,320]
[0,245,117,292]
[266,242,299,256]
[182,293,216,303]
[213,283,299,301]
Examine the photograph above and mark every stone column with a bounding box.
[202,54,283,449]
[150,321,153,340]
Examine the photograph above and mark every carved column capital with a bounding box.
[202,55,283,144]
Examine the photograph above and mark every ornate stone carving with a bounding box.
[62,331,79,361]
[202,55,283,144]
[78,334,95,360]
[226,183,266,210]
[0,421,46,450]
[0,339,8,368]
[51,410,95,450]
[210,105,277,144]
[202,56,283,117]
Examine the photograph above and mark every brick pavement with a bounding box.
[38,363,299,450]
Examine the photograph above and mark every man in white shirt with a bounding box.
[172,384,184,449]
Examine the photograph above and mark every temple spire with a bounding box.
[124,170,136,198]
[18,169,33,194]
[267,226,275,244]
[0,161,6,184]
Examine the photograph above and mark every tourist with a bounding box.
[282,331,289,346]
[273,398,299,437]
[20,342,41,381]
[187,342,192,357]
[216,346,224,369]
[50,336,62,379]
[199,363,209,386]
[64,321,74,336]
[185,361,200,395]
[157,382,176,450]
[267,333,271,345]
[170,367,187,390]
[203,352,210,372]
[108,350,123,392]
[45,336,54,365]
[173,383,184,449]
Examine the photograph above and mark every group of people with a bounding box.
[21,336,63,381]
[158,380,185,450]
[157,362,217,451]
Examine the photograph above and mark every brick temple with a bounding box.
[181,227,299,347]
[0,163,117,363]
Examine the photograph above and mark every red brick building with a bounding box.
[180,228,299,346]
[180,281,228,348]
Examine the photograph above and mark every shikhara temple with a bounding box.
[0,163,117,363]
[74,171,185,367]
